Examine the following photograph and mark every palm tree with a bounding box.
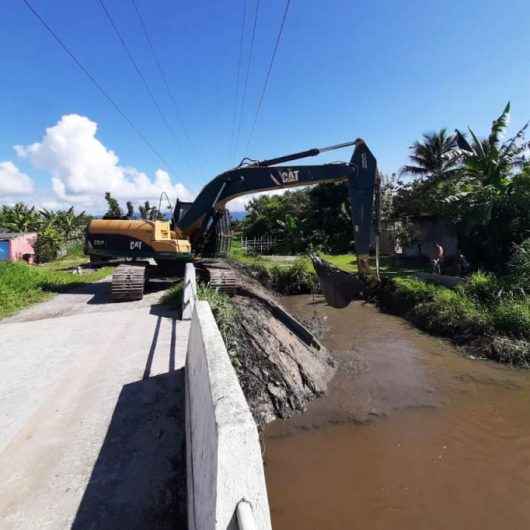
[400,128,460,182]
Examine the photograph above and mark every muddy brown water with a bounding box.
[265,295,530,530]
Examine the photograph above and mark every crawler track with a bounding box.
[110,263,147,301]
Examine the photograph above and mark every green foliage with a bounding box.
[392,103,530,272]
[139,200,164,220]
[377,274,529,345]
[241,183,356,254]
[269,259,317,294]
[459,271,501,307]
[0,261,112,319]
[377,276,438,314]
[103,192,123,219]
[159,282,184,307]
[0,203,41,232]
[197,284,242,364]
[34,226,62,263]
[411,289,489,337]
[493,301,530,339]
[241,258,317,295]
[507,238,530,293]
[400,128,460,181]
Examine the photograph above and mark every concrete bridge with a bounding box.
[0,266,271,530]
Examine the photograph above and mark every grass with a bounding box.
[230,238,428,275]
[159,281,184,308]
[376,274,530,365]
[197,284,243,366]
[0,251,113,319]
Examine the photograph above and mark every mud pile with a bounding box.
[227,263,335,426]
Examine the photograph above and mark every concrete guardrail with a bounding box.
[184,265,272,530]
[182,262,198,320]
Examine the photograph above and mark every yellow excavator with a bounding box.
[85,138,379,301]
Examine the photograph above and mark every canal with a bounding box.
[265,295,530,530]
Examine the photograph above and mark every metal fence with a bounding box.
[240,235,283,255]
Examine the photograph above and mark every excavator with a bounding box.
[85,138,379,301]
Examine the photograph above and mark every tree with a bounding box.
[103,192,123,219]
[126,201,135,219]
[0,203,41,232]
[400,128,460,183]
[456,102,529,190]
[139,201,152,220]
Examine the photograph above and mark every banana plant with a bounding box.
[456,102,529,191]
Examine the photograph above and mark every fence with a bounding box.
[240,235,283,255]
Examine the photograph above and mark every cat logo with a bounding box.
[280,169,299,183]
[269,169,300,186]
[130,241,143,251]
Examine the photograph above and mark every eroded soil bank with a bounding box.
[265,294,530,530]
[226,266,335,426]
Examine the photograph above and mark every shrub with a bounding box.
[269,259,317,295]
[34,226,62,263]
[412,289,489,337]
[493,301,530,339]
[159,281,183,308]
[507,238,530,293]
[459,271,501,307]
[197,284,242,364]
[377,276,437,314]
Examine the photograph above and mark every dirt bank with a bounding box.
[225,264,335,426]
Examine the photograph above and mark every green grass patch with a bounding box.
[159,281,184,308]
[0,261,113,319]
[197,284,242,366]
[493,301,530,339]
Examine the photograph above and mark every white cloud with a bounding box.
[0,161,34,194]
[15,114,193,209]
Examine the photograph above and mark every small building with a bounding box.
[401,216,458,258]
[0,232,37,263]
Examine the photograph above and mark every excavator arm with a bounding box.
[176,138,378,266]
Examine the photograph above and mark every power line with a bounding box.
[246,0,291,151]
[234,0,260,159]
[22,0,173,170]
[130,0,193,149]
[96,0,183,159]
[230,0,248,158]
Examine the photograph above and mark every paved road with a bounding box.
[0,280,189,530]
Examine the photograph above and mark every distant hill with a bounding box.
[230,211,246,221]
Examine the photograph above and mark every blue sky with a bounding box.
[1,0,530,211]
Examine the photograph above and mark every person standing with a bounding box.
[432,241,444,274]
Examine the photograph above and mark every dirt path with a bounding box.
[0,282,189,530]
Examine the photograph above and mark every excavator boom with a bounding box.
[85,138,379,301]
[176,139,378,260]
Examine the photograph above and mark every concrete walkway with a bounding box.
[0,284,189,530]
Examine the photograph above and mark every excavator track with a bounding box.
[198,259,238,295]
[111,263,147,302]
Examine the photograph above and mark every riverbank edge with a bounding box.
[230,258,530,367]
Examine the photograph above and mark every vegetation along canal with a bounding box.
[265,294,530,530]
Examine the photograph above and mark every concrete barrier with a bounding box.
[182,262,198,320]
[186,300,272,530]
